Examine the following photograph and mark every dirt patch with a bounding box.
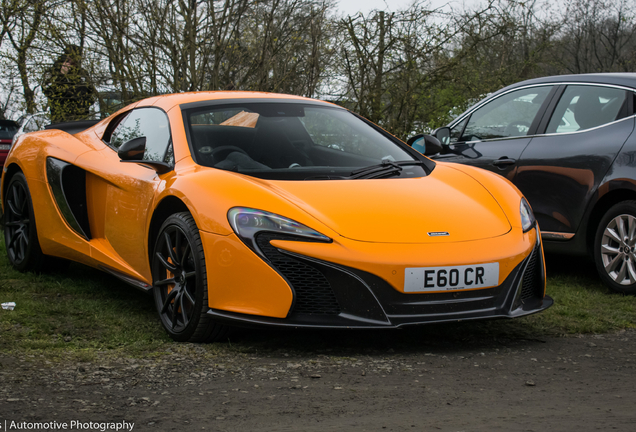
[1,327,635,431]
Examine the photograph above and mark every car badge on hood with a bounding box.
[428,231,450,237]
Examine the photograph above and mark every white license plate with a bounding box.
[0,144,10,150]
[404,263,499,292]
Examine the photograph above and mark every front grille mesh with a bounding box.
[255,233,341,315]
[520,243,542,301]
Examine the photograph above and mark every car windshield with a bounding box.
[183,102,427,180]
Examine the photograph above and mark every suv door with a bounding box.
[434,85,556,181]
[513,84,635,236]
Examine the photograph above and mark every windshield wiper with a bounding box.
[349,160,425,179]
[304,175,348,180]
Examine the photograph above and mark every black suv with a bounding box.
[415,73,636,294]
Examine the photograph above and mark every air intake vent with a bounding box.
[255,233,341,315]
[520,243,542,302]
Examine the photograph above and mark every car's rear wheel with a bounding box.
[151,212,228,342]
[3,172,62,272]
[594,201,636,295]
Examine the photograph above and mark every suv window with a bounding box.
[448,117,468,144]
[458,86,552,142]
[0,121,18,140]
[109,108,173,163]
[546,85,628,134]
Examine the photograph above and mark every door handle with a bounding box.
[492,157,516,168]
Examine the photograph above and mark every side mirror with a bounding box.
[118,136,172,174]
[118,136,146,161]
[433,127,451,146]
[407,134,443,156]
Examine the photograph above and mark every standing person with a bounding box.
[42,45,97,123]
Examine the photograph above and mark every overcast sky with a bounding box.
[335,0,477,16]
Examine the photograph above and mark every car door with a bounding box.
[75,107,174,282]
[433,85,557,181]
[513,84,636,235]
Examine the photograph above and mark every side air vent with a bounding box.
[255,233,341,315]
[46,157,92,240]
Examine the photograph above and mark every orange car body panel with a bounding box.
[261,166,511,243]
[1,91,546,321]
[201,231,293,318]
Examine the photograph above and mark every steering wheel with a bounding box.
[211,145,249,162]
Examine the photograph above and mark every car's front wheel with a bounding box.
[594,201,636,295]
[3,172,64,272]
[151,212,228,342]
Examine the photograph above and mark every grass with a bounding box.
[1,228,636,357]
[452,254,636,339]
[524,254,636,334]
[0,233,171,356]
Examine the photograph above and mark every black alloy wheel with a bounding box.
[3,173,47,272]
[594,201,636,295]
[152,212,228,342]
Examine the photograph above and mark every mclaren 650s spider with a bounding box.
[1,92,552,342]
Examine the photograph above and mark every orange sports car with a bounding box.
[1,92,552,342]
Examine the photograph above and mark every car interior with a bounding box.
[186,105,417,179]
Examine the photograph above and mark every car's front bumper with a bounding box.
[206,230,552,329]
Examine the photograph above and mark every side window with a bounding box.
[448,117,468,144]
[460,86,552,141]
[0,123,17,139]
[108,108,173,163]
[546,85,628,134]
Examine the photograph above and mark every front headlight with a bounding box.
[228,207,331,255]
[520,198,536,232]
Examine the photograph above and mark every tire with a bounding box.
[3,172,65,272]
[594,200,636,295]
[151,212,228,342]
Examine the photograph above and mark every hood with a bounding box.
[264,164,512,243]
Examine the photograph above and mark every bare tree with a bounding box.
[1,0,48,114]
[333,1,505,137]
[553,0,636,73]
[228,0,334,96]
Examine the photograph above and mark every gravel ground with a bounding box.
[2,326,636,432]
